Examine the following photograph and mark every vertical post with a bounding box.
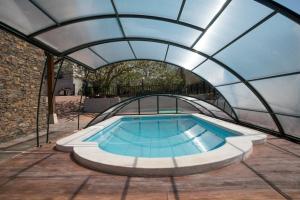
[36,56,48,147]
[141,77,144,95]
[138,98,141,115]
[46,53,58,124]
[78,70,90,130]
[157,95,159,114]
[176,98,178,114]
[46,59,64,143]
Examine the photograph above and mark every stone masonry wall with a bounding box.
[0,30,47,143]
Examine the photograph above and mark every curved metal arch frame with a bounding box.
[1,0,293,127]
[106,95,207,120]
[86,96,141,127]
[35,55,48,147]
[111,95,218,119]
[62,37,208,57]
[2,14,286,136]
[26,1,300,39]
[85,94,234,128]
[28,14,205,38]
[177,95,231,117]
[61,35,285,133]
[85,95,290,142]
[29,1,298,138]
[123,94,234,120]
[0,0,294,59]
[254,0,300,25]
[1,0,299,141]
[88,58,238,120]
[86,94,230,128]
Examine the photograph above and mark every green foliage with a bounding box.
[55,60,85,79]
[91,61,185,95]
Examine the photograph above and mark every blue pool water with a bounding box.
[85,115,237,158]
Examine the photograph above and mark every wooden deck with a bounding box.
[0,136,299,200]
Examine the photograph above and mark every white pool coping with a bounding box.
[56,114,266,176]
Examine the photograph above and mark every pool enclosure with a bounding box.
[86,94,236,127]
[0,0,299,143]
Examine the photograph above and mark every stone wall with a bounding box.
[0,30,47,143]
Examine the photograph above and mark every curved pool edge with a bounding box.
[56,114,267,176]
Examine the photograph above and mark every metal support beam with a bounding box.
[28,14,204,38]
[28,0,58,24]
[163,45,169,62]
[89,48,109,63]
[86,94,226,128]
[212,12,276,56]
[138,99,141,115]
[191,0,232,48]
[254,0,300,25]
[46,53,57,125]
[211,58,285,135]
[177,0,186,21]
[157,96,159,114]
[36,56,48,147]
[176,98,178,114]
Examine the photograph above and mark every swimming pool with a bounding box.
[85,115,237,158]
[56,114,266,176]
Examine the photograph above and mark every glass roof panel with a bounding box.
[0,0,54,35]
[121,18,202,47]
[115,0,182,20]
[193,60,239,86]
[179,96,233,118]
[180,0,226,28]
[277,114,300,138]
[274,0,300,15]
[211,110,232,120]
[193,0,272,55]
[234,109,278,131]
[215,14,300,80]
[130,41,168,60]
[187,102,212,116]
[33,0,114,23]
[69,49,106,69]
[193,100,221,111]
[166,46,206,70]
[193,100,221,112]
[217,83,267,111]
[250,74,300,116]
[91,41,135,63]
[179,96,197,101]
[35,19,122,52]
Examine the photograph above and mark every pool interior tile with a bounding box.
[87,115,237,158]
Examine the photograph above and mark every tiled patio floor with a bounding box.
[0,122,299,199]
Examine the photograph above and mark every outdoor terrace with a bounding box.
[0,118,299,200]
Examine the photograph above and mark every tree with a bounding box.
[90,61,186,96]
